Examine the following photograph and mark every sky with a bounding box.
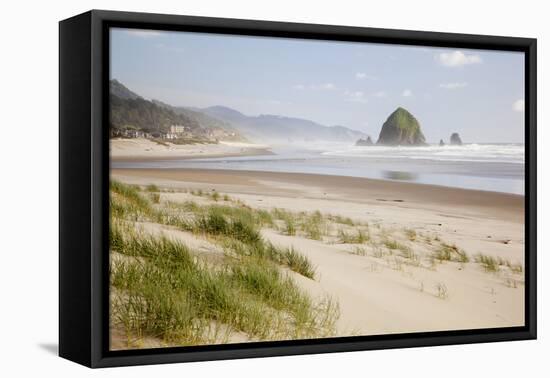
[110,27,525,143]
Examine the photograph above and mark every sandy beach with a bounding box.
[111,167,525,344]
[104,34,529,353]
[110,138,272,161]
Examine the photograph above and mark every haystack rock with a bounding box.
[450,132,463,145]
[376,107,426,146]
[355,136,374,146]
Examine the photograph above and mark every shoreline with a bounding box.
[111,147,274,162]
[110,140,525,196]
[110,137,274,161]
[111,168,524,223]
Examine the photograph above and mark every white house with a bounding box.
[170,125,186,134]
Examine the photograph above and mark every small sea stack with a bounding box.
[450,132,463,145]
[355,136,374,146]
[439,139,445,146]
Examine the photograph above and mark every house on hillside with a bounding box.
[125,130,146,138]
[163,132,178,140]
[170,125,187,134]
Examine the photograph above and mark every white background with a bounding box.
[0,0,546,376]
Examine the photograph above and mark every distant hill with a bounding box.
[376,107,426,146]
[152,101,243,141]
[110,79,141,100]
[110,93,200,133]
[202,106,367,143]
[203,106,248,123]
[109,80,367,143]
[109,80,242,141]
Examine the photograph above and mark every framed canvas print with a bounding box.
[59,10,537,368]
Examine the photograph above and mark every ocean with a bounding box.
[112,143,525,195]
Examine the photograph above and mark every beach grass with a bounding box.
[209,191,220,202]
[145,184,160,192]
[435,282,449,299]
[282,246,316,279]
[109,182,338,345]
[110,180,150,210]
[349,246,368,256]
[300,211,325,240]
[473,253,522,273]
[112,181,315,278]
[404,229,417,241]
[109,180,333,346]
[338,228,369,244]
[433,242,470,263]
[383,238,409,254]
[507,261,524,274]
[149,193,161,204]
[271,208,297,236]
[110,224,335,344]
[283,218,297,236]
[328,215,356,226]
[108,174,527,346]
[225,240,316,279]
[194,209,262,245]
[113,180,516,280]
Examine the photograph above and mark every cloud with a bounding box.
[402,89,413,97]
[344,90,368,104]
[373,91,387,98]
[125,29,163,38]
[439,82,468,89]
[512,99,525,112]
[313,83,336,90]
[355,72,376,80]
[294,83,336,91]
[436,51,482,67]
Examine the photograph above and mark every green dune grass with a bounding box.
[109,180,337,348]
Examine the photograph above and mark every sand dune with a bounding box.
[110,138,272,160]
[264,229,523,335]
[111,168,525,338]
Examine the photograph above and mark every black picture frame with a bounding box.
[59,9,537,368]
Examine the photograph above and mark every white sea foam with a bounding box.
[114,142,525,194]
[321,144,525,164]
